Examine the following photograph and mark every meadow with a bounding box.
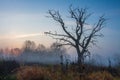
[0,60,120,80]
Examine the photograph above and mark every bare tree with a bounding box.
[22,40,36,53]
[50,42,66,53]
[36,44,46,53]
[45,6,105,70]
[113,53,120,67]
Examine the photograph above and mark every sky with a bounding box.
[0,0,120,58]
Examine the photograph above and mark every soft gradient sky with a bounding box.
[0,0,120,57]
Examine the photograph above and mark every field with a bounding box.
[0,60,120,80]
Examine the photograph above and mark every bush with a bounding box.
[0,75,16,80]
[0,60,19,75]
[87,71,114,80]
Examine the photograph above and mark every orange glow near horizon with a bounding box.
[0,32,54,49]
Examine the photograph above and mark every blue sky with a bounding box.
[0,0,120,58]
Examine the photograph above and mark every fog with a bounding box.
[0,49,120,67]
[0,52,67,64]
[0,40,120,67]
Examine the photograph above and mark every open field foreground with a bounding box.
[0,61,120,80]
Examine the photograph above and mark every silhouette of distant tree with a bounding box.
[22,40,36,52]
[0,48,3,54]
[50,42,66,55]
[10,48,21,55]
[113,53,120,67]
[45,6,106,72]
[36,44,46,53]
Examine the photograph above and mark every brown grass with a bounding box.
[87,71,114,80]
[16,66,115,80]
[16,66,51,80]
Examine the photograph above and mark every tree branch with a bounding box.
[48,10,76,41]
[44,32,70,38]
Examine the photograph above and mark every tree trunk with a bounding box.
[76,46,85,80]
[76,45,83,73]
[78,54,83,73]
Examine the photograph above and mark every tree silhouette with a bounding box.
[36,44,46,53]
[45,6,105,72]
[22,40,36,52]
[50,42,66,53]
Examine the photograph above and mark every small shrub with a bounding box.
[0,75,16,80]
[0,60,19,75]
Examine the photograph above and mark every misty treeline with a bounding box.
[22,40,66,55]
[0,40,120,67]
[0,40,66,55]
[0,40,69,64]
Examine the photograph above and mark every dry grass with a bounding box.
[87,71,114,80]
[16,66,51,80]
[16,65,81,80]
[16,66,115,80]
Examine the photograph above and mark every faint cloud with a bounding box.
[0,32,45,40]
[84,24,92,29]
[65,20,92,29]
[14,32,45,39]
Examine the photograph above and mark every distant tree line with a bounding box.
[0,40,120,67]
[0,40,68,64]
[0,40,66,55]
[22,40,66,56]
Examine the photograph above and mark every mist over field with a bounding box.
[0,41,70,64]
[0,45,119,67]
[0,0,120,80]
